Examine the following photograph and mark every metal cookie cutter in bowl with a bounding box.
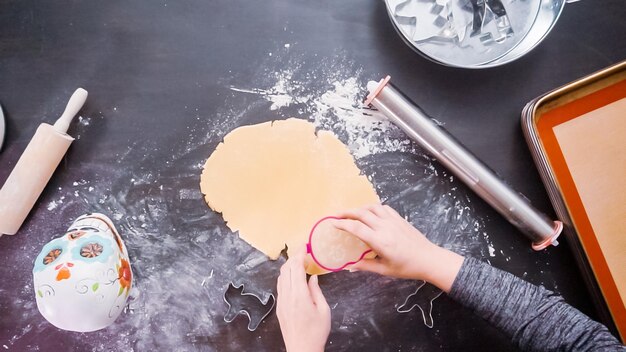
[384,0,569,68]
[223,282,276,331]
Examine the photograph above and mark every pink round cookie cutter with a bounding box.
[306,216,373,272]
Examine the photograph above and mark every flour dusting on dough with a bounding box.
[229,65,413,160]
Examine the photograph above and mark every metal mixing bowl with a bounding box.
[385,0,566,68]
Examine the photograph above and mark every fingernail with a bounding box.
[311,275,318,283]
[349,268,359,273]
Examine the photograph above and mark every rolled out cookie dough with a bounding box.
[200,118,379,275]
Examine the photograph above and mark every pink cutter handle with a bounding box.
[307,216,373,272]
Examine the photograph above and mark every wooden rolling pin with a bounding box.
[0,88,88,236]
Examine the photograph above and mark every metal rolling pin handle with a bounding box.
[365,76,563,251]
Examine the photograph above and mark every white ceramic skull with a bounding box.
[32,213,133,332]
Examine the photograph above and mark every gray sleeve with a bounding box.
[448,257,625,352]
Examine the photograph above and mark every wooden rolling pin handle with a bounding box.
[54,88,88,134]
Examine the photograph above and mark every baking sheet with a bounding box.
[533,73,626,339]
[552,98,626,307]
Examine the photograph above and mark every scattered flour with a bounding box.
[310,78,410,158]
[223,53,496,332]
[224,52,494,261]
[230,70,303,111]
[46,200,59,211]
[4,50,500,351]
[77,116,91,126]
[230,69,412,159]
[488,243,496,257]
[46,196,65,211]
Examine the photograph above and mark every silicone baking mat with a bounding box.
[535,76,626,339]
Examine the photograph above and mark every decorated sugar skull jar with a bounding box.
[32,213,133,332]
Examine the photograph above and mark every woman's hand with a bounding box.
[277,246,331,352]
[333,204,464,293]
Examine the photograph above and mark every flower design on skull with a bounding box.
[117,258,132,296]
[71,235,114,264]
[80,243,104,258]
[43,249,62,265]
[33,238,68,273]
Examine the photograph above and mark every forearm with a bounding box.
[448,257,624,351]
[423,246,464,293]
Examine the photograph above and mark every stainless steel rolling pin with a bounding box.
[365,76,562,250]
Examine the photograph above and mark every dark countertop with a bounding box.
[0,0,624,351]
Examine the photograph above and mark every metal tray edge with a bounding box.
[521,60,626,340]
